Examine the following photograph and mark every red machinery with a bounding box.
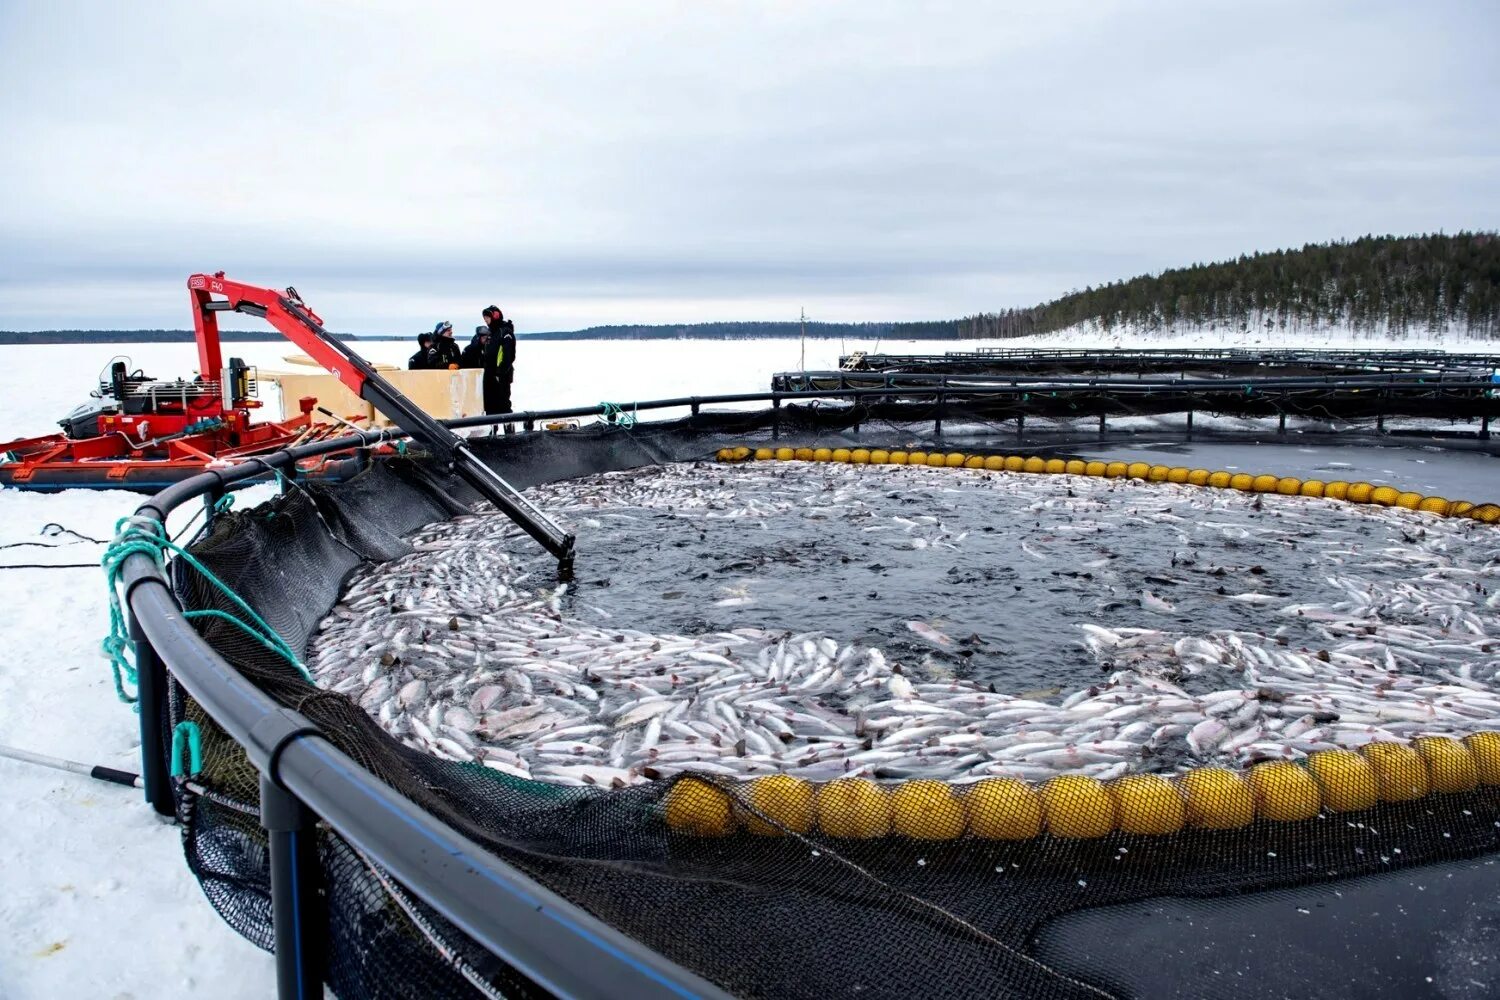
[1,273,574,575]
[0,277,373,491]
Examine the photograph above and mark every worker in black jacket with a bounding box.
[432,321,462,368]
[480,305,517,417]
[460,326,488,368]
[408,332,439,370]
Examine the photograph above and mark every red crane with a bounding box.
[2,274,575,577]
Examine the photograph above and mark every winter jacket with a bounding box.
[482,318,516,377]
[408,338,439,370]
[433,336,462,368]
[460,334,488,369]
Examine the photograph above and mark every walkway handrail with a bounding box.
[124,432,738,1000]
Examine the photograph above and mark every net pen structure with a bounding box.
[119,383,1500,1000]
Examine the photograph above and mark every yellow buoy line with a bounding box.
[664,731,1500,839]
[713,444,1500,523]
[671,445,1500,838]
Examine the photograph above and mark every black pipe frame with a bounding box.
[122,383,1500,999]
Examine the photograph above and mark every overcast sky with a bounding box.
[1,1,1496,333]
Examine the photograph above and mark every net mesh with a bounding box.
[151,408,1500,1000]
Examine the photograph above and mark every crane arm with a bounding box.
[187,273,575,578]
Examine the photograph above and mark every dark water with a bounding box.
[550,461,1425,698]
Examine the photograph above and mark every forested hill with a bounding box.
[893,233,1500,340]
[3,233,1496,343]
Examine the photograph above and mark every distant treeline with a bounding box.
[896,232,1500,340]
[0,329,373,345]
[521,321,905,340]
[5,233,1497,344]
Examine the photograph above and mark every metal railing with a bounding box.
[122,381,1500,998]
[123,412,747,1000]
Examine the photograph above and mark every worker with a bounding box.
[480,305,517,418]
[460,325,489,368]
[408,332,439,370]
[433,321,462,368]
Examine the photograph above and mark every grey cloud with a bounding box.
[0,0,1496,331]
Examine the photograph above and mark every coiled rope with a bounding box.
[598,401,638,429]
[101,514,309,708]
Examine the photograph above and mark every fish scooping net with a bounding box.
[163,415,1500,1000]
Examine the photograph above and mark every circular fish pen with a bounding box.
[121,360,1500,1000]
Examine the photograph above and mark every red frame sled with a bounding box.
[0,275,381,492]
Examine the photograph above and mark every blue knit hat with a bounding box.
[433,320,453,336]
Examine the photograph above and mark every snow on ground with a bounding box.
[0,326,1493,997]
[1001,320,1498,355]
[0,486,279,1000]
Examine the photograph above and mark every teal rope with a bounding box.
[214,493,235,512]
[170,720,202,778]
[102,516,311,709]
[598,401,637,429]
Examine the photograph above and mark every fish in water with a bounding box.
[307,458,1500,787]
[1141,590,1176,614]
[906,620,955,649]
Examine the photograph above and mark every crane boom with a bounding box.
[188,272,575,578]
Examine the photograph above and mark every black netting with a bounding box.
[148,407,1500,1000]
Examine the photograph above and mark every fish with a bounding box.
[905,621,955,649]
[309,456,1500,788]
[1141,590,1176,614]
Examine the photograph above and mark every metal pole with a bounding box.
[130,612,174,816]
[261,773,326,1000]
[203,486,221,532]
